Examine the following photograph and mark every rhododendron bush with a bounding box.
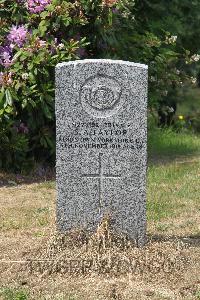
[0,0,122,171]
[0,0,196,171]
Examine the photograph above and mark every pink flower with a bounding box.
[28,0,51,13]
[0,46,13,68]
[0,72,3,85]
[7,25,28,47]
[18,123,29,134]
[38,40,46,47]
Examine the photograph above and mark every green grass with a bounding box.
[196,290,200,300]
[0,206,50,231]
[148,127,200,159]
[147,128,200,223]
[147,159,200,221]
[0,288,80,300]
[37,181,56,189]
[0,288,28,300]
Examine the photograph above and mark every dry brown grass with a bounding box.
[0,157,200,300]
[0,228,199,299]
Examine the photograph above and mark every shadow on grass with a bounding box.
[0,170,55,188]
[148,233,200,247]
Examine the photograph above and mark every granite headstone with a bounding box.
[55,59,148,246]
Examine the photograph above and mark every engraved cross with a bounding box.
[82,153,121,207]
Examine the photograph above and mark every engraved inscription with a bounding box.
[90,87,115,110]
[58,121,145,151]
[80,75,125,118]
[82,153,121,208]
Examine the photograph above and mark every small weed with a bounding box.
[179,220,195,228]
[37,216,49,227]
[196,290,200,300]
[0,287,28,300]
[33,231,46,237]
[37,181,55,190]
[36,207,49,214]
[68,295,78,300]
[156,223,171,232]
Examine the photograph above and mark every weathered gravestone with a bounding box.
[55,59,148,246]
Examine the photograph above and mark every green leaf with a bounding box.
[0,87,5,104]
[40,11,50,19]
[38,20,49,36]
[46,3,54,12]
[30,84,37,91]
[5,106,13,113]
[40,136,47,147]
[5,89,12,107]
[108,9,113,26]
[15,82,21,91]
[45,135,54,149]
[28,99,36,108]
[42,103,52,119]
[22,99,27,108]
[62,16,71,26]
[163,50,178,57]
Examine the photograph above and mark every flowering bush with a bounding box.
[0,0,198,171]
[28,0,52,13]
[7,25,28,47]
[0,0,122,171]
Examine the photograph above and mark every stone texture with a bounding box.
[55,59,148,246]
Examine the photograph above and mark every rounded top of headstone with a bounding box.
[56,59,148,70]
[56,59,148,119]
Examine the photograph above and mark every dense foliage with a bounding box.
[0,0,199,171]
[133,0,200,126]
[0,0,121,170]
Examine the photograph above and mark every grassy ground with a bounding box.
[0,129,199,300]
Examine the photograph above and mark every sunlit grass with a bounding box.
[0,288,28,300]
[147,160,200,222]
[148,127,200,159]
[147,128,200,235]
